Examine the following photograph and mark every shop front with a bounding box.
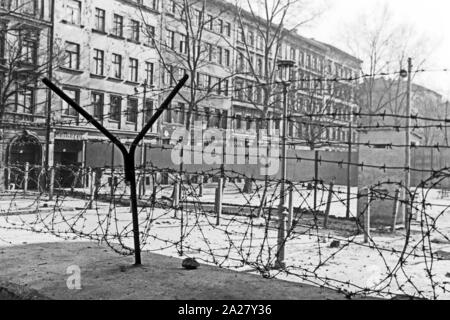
[54,131,86,189]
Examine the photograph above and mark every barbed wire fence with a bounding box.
[1,71,450,299]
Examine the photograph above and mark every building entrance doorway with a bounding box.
[8,133,42,190]
[54,140,83,189]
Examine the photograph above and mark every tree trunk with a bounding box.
[0,128,5,192]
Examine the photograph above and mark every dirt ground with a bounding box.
[0,242,365,300]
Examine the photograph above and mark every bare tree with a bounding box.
[230,0,325,192]
[138,0,234,135]
[340,3,432,126]
[231,0,324,130]
[0,1,63,191]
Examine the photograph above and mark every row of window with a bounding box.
[164,104,228,129]
[165,30,231,67]
[234,79,267,105]
[237,27,264,51]
[65,1,156,46]
[0,0,40,16]
[0,27,39,65]
[162,65,230,97]
[237,24,358,79]
[64,42,154,84]
[63,0,358,80]
[10,84,354,145]
[236,51,272,77]
[167,0,232,38]
[60,89,155,124]
[233,113,354,143]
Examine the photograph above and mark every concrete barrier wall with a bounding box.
[141,144,358,186]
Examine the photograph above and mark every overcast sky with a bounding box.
[301,0,450,99]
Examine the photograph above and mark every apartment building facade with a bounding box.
[158,0,235,147]
[231,16,362,151]
[0,0,53,189]
[1,0,362,189]
[52,0,161,174]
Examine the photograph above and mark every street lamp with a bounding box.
[275,59,296,269]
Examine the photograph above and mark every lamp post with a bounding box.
[400,58,412,231]
[275,59,296,269]
[401,58,413,232]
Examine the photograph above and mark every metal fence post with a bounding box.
[6,167,11,190]
[24,162,29,194]
[173,182,180,218]
[216,178,223,226]
[198,175,204,197]
[391,189,400,233]
[88,167,95,209]
[364,189,371,244]
[49,166,55,200]
[323,182,334,229]
[314,150,319,213]
[288,186,294,230]
[275,207,288,269]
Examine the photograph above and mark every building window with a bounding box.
[163,65,174,86]
[256,35,263,50]
[21,36,37,65]
[94,8,105,32]
[217,19,223,34]
[257,58,263,76]
[112,53,122,79]
[12,0,37,15]
[224,49,230,67]
[203,14,211,30]
[61,88,79,117]
[223,79,229,96]
[179,34,187,54]
[174,102,185,125]
[130,20,140,42]
[248,30,254,47]
[237,26,244,43]
[166,30,175,49]
[207,43,213,61]
[128,58,138,82]
[110,95,122,122]
[112,14,123,37]
[165,105,172,123]
[217,46,222,65]
[0,30,4,60]
[195,9,203,26]
[91,92,104,119]
[237,52,245,70]
[16,86,34,114]
[235,80,243,100]
[66,0,81,25]
[93,49,104,76]
[247,84,253,102]
[65,41,79,70]
[145,62,154,86]
[145,25,155,46]
[225,22,231,37]
[144,99,154,123]
[246,116,252,130]
[167,0,176,14]
[126,98,138,123]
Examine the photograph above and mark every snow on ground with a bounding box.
[0,187,450,299]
